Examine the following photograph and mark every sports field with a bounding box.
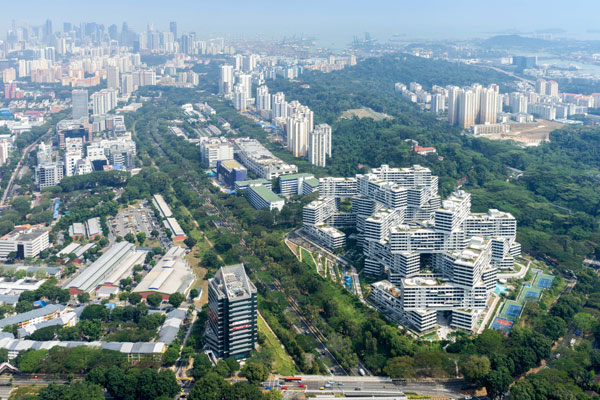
[492,270,555,333]
[518,286,543,302]
[491,317,514,333]
[500,300,523,319]
[534,273,554,289]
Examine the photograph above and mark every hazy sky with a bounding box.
[2,0,600,45]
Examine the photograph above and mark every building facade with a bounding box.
[205,264,257,359]
[303,165,520,333]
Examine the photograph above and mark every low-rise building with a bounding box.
[0,278,46,296]
[234,179,271,192]
[200,139,234,168]
[58,243,81,258]
[302,177,319,195]
[278,173,315,196]
[217,159,247,187]
[65,242,137,295]
[234,138,297,179]
[164,218,186,241]
[17,309,78,338]
[68,223,86,239]
[0,304,65,330]
[100,249,147,290]
[158,309,186,345]
[133,247,194,300]
[152,194,173,218]
[0,228,50,259]
[0,336,166,361]
[85,218,102,239]
[304,225,345,250]
[247,185,284,211]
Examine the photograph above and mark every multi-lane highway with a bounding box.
[261,375,470,399]
[265,376,405,399]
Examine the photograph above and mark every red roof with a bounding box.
[414,145,436,152]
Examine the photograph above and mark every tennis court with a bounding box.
[525,290,540,299]
[534,273,554,289]
[491,317,514,333]
[502,302,523,318]
[518,286,542,302]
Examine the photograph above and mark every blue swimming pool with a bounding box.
[495,282,508,294]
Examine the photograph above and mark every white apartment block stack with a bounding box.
[219,64,234,95]
[233,84,247,111]
[286,101,314,157]
[256,85,271,118]
[509,93,529,114]
[303,164,520,333]
[271,92,288,122]
[308,123,332,167]
[91,89,118,115]
[446,84,501,129]
[236,73,252,98]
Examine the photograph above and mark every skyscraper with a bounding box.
[107,66,120,90]
[447,86,460,125]
[547,80,559,97]
[219,65,234,95]
[256,85,271,113]
[234,54,243,71]
[205,264,257,359]
[287,115,309,157]
[457,89,476,129]
[108,24,118,40]
[233,85,247,111]
[43,19,53,39]
[91,89,118,115]
[271,92,287,121]
[535,79,547,96]
[121,74,134,95]
[180,34,192,55]
[169,21,177,40]
[237,73,252,98]
[71,89,89,120]
[478,88,497,124]
[286,101,314,157]
[510,93,528,114]
[309,123,332,167]
[431,93,446,114]
[243,54,259,72]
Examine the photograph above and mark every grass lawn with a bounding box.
[186,251,209,305]
[300,247,317,270]
[144,237,161,248]
[257,313,297,376]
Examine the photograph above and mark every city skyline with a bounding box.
[2,0,600,46]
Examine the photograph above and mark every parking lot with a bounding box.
[108,200,172,249]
